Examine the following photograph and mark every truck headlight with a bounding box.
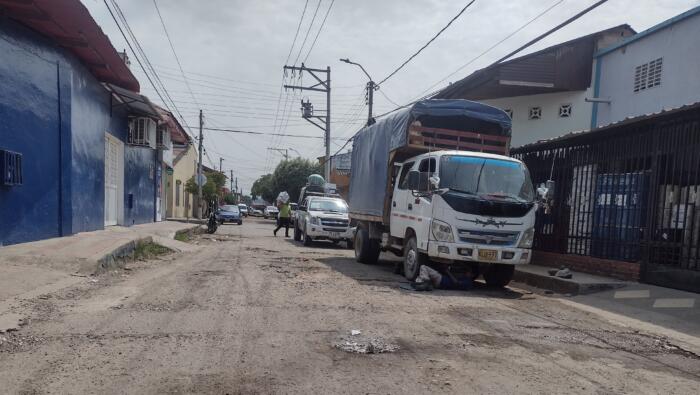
[310,216,320,225]
[518,227,535,248]
[431,220,454,243]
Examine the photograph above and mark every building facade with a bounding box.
[0,1,160,245]
[436,25,634,148]
[167,143,198,219]
[592,6,700,128]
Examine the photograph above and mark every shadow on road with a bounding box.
[313,254,525,299]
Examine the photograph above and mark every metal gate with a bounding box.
[513,104,700,293]
[104,133,123,226]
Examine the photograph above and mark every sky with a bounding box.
[82,0,700,193]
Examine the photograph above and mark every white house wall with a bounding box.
[595,13,700,127]
[482,89,593,148]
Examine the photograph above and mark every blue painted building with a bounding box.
[0,0,161,246]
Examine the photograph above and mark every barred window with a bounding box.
[634,58,663,92]
[529,107,542,120]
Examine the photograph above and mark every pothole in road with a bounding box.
[0,333,45,354]
[334,335,400,354]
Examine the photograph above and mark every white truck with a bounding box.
[348,99,550,287]
[294,196,354,247]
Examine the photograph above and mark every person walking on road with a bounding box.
[274,200,291,237]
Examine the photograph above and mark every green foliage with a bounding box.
[185,171,227,202]
[223,193,237,204]
[251,158,323,204]
[251,173,274,202]
[133,241,173,260]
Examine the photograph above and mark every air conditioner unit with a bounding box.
[128,117,157,148]
[156,125,171,150]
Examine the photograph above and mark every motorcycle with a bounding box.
[206,201,218,234]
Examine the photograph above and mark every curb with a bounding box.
[93,236,153,274]
[513,266,627,295]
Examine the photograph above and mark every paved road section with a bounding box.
[1,218,698,394]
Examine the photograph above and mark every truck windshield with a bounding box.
[439,155,535,203]
[309,199,348,213]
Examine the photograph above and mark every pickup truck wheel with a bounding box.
[303,226,313,246]
[483,264,515,287]
[293,224,301,241]
[403,236,428,281]
[354,228,379,264]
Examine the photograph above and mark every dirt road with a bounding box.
[1,218,699,394]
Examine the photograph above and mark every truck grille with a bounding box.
[457,229,519,246]
[321,218,349,227]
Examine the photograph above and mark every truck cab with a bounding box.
[389,151,536,285]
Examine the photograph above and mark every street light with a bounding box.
[339,58,378,126]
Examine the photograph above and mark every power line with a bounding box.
[292,0,322,66]
[376,0,477,86]
[302,0,335,63]
[105,0,196,143]
[196,126,347,141]
[375,0,605,119]
[152,0,199,107]
[408,0,565,102]
[269,0,310,172]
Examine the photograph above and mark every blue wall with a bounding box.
[0,18,156,245]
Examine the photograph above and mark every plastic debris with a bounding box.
[350,330,361,336]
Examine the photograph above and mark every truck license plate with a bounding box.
[478,249,498,261]
[329,232,340,239]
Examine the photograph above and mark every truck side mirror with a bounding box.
[407,170,430,192]
[537,180,555,201]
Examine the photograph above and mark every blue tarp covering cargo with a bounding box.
[348,99,511,221]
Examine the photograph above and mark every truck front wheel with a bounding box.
[483,264,515,287]
[404,236,429,281]
[355,228,379,264]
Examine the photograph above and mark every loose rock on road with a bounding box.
[1,218,699,394]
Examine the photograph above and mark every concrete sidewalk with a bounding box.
[513,263,700,346]
[0,221,201,308]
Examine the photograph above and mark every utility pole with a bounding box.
[366,81,375,126]
[196,109,204,219]
[230,169,233,196]
[340,58,377,126]
[267,147,289,161]
[219,157,224,172]
[283,63,331,180]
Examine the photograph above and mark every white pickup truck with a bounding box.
[294,196,354,247]
[348,99,551,287]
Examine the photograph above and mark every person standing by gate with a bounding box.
[274,200,291,237]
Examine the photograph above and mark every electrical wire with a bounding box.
[302,0,335,63]
[152,0,199,107]
[376,0,477,86]
[292,0,323,66]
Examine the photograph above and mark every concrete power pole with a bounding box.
[366,80,374,126]
[219,157,223,172]
[196,109,204,219]
[283,64,331,180]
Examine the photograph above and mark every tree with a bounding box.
[251,173,274,202]
[251,158,323,204]
[185,171,227,203]
[271,158,323,203]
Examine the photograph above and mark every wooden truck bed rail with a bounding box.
[408,125,510,155]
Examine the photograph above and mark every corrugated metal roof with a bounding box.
[0,0,139,91]
[512,101,700,153]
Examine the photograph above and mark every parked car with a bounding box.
[250,208,263,217]
[264,206,279,219]
[238,204,249,217]
[216,205,243,225]
[294,196,354,247]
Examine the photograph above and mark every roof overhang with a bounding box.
[0,0,140,91]
[105,83,159,119]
